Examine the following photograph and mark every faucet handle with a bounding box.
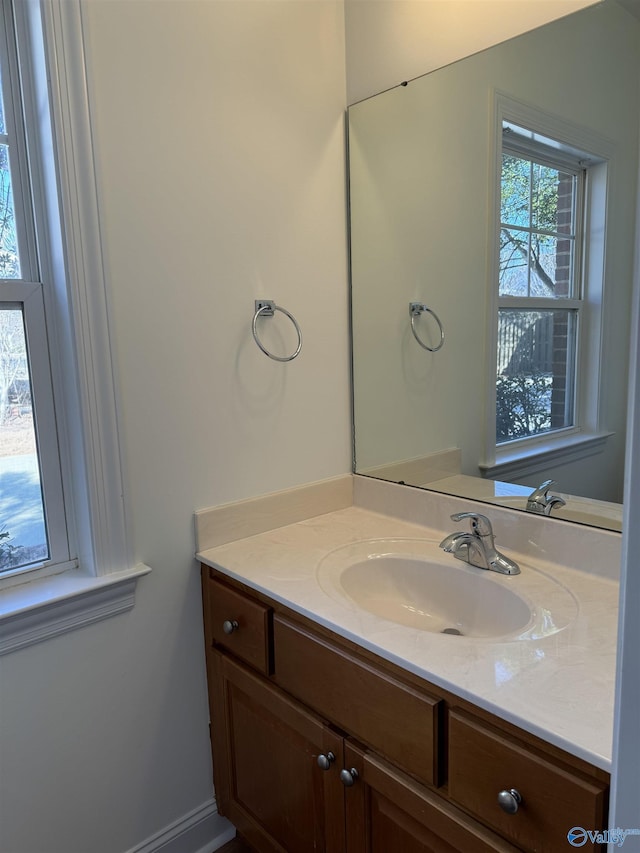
[450,512,493,537]
[528,479,556,500]
[526,480,566,514]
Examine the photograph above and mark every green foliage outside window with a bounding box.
[496,372,552,442]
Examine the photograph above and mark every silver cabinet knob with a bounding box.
[222,619,239,635]
[317,752,335,771]
[340,768,359,787]
[497,788,522,814]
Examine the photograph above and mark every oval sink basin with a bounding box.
[317,539,577,640]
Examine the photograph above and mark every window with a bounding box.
[482,99,612,480]
[0,0,70,577]
[0,0,148,655]
[496,124,585,445]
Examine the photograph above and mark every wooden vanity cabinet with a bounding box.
[202,567,609,853]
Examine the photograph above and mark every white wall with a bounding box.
[345,0,599,104]
[0,3,349,852]
[350,1,639,502]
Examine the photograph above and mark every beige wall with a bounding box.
[0,3,349,852]
[85,0,351,515]
[345,0,599,104]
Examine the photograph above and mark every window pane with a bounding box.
[496,309,576,444]
[501,154,531,228]
[499,227,530,296]
[0,307,49,572]
[530,232,576,297]
[500,229,575,298]
[531,162,576,236]
[0,144,20,278]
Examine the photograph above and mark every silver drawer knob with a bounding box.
[317,752,335,771]
[497,788,522,814]
[340,768,359,787]
[222,619,239,635]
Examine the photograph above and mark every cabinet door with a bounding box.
[343,742,519,853]
[211,652,345,853]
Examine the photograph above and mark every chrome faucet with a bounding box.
[439,512,520,575]
[526,480,566,516]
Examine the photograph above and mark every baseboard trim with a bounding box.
[125,798,236,853]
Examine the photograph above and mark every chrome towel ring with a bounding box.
[252,300,302,362]
[409,302,445,352]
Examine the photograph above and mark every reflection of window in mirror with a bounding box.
[484,100,612,481]
[498,126,584,442]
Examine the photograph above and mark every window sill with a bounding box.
[479,431,613,481]
[0,563,151,655]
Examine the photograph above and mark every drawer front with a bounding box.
[209,575,272,674]
[273,615,442,787]
[448,710,608,853]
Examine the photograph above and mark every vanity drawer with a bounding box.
[208,574,272,675]
[273,615,442,787]
[448,710,608,852]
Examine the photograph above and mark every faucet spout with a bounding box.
[439,531,471,552]
[526,480,566,516]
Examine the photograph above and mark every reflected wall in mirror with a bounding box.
[349,0,639,532]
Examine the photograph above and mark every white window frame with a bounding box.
[481,93,615,482]
[0,0,72,579]
[0,0,149,655]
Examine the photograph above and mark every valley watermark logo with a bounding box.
[568,826,640,847]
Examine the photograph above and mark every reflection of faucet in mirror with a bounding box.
[526,480,566,517]
[439,512,520,575]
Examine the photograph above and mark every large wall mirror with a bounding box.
[349,0,639,532]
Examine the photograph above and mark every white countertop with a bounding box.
[198,503,618,772]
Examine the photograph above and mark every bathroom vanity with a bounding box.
[197,480,619,853]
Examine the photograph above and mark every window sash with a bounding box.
[501,139,586,303]
[1,282,70,576]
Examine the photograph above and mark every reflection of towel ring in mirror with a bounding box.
[252,300,303,362]
[409,302,445,352]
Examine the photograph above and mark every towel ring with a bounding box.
[409,302,445,352]
[252,300,302,362]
